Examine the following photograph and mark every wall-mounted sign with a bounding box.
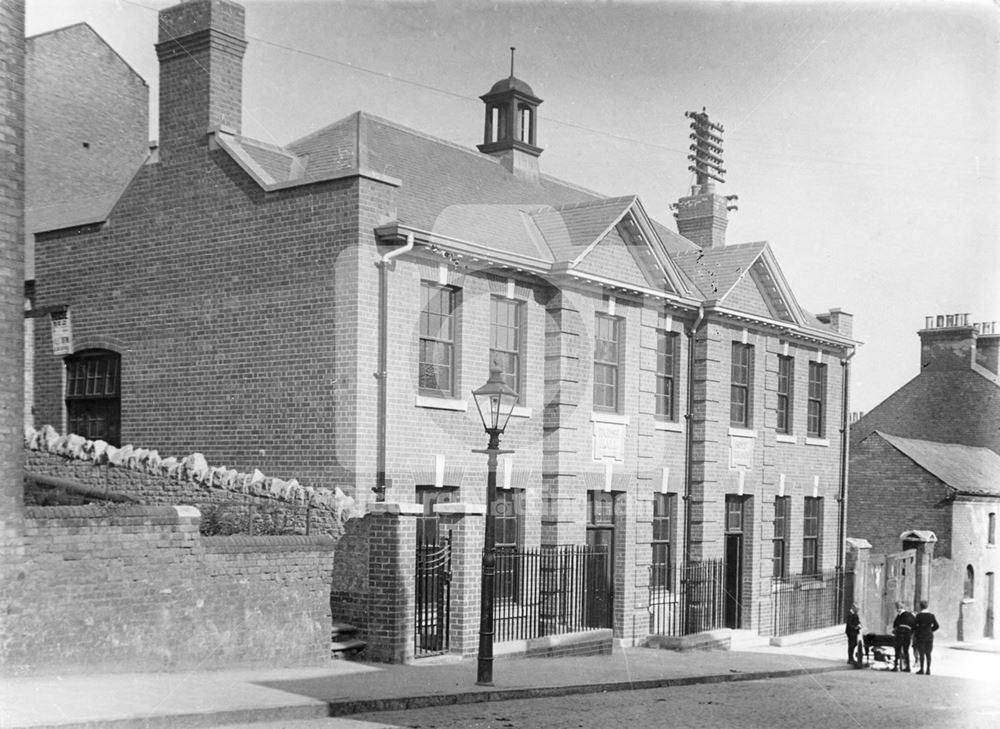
[51,310,72,356]
[593,421,625,463]
[729,434,754,470]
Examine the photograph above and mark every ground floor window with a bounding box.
[65,349,121,446]
[415,486,456,546]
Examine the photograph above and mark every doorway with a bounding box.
[724,495,746,629]
[585,491,615,629]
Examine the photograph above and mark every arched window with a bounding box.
[964,564,975,600]
[65,349,121,446]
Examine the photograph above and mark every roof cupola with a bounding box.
[477,48,543,183]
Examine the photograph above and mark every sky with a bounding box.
[25,0,1000,414]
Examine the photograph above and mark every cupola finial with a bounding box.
[510,47,516,77]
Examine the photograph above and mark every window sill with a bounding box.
[591,411,629,426]
[415,395,468,412]
[510,405,533,419]
[805,437,830,447]
[654,420,683,433]
[775,434,797,444]
[728,427,758,438]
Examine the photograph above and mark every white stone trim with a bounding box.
[776,434,797,444]
[591,411,629,426]
[415,395,468,412]
[654,420,684,433]
[434,502,486,515]
[805,437,830,447]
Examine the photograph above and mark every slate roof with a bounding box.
[851,370,1000,454]
[235,114,703,290]
[673,242,767,301]
[876,431,1000,497]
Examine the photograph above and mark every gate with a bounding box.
[415,533,452,658]
[860,550,916,635]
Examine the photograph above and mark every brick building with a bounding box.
[31,0,857,653]
[848,315,1000,641]
[24,22,149,431]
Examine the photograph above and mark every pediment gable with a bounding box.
[572,223,666,289]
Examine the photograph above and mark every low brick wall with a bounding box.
[3,504,336,676]
[25,449,345,538]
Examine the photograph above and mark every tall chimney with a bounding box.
[674,108,736,249]
[155,0,246,160]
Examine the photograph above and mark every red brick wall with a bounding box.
[847,434,952,556]
[1,0,27,639]
[26,24,148,228]
[33,143,394,491]
[4,505,335,675]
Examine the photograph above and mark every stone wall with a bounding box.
[3,504,335,676]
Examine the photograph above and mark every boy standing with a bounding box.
[913,600,940,675]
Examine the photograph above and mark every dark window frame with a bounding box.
[419,282,459,396]
[807,361,828,438]
[594,314,622,412]
[656,329,679,421]
[494,488,524,601]
[725,494,745,533]
[730,342,754,427]
[415,485,457,546]
[802,496,823,576]
[65,349,121,446]
[490,296,524,401]
[773,496,790,579]
[651,492,677,590]
[776,355,793,434]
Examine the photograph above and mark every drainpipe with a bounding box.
[374,232,414,501]
[836,347,857,573]
[683,304,706,569]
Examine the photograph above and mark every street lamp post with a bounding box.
[471,365,519,686]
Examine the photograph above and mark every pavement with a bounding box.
[1,631,997,729]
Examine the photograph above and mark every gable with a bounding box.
[723,272,775,319]
[572,224,662,289]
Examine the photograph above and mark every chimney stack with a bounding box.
[674,108,736,249]
[918,313,978,372]
[155,0,246,160]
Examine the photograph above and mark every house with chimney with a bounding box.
[848,315,1000,642]
[30,0,857,660]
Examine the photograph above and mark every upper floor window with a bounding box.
[807,361,828,438]
[989,513,996,546]
[651,493,677,589]
[594,314,621,411]
[419,283,458,396]
[730,343,754,427]
[656,330,679,420]
[776,355,793,434]
[773,496,789,579]
[490,297,523,399]
[964,565,975,599]
[803,497,823,576]
[65,349,121,446]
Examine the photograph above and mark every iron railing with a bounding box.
[493,544,612,642]
[648,559,727,636]
[415,534,452,657]
[771,568,844,637]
